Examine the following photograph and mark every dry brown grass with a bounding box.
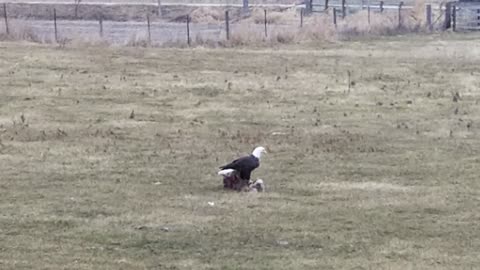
[125,32,150,46]
[412,0,426,25]
[1,34,480,269]
[0,19,47,43]
[189,6,225,23]
[249,7,297,24]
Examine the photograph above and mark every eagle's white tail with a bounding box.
[218,169,236,177]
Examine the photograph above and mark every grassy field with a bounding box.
[1,34,480,269]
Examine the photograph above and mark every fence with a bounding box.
[455,2,480,30]
[0,2,470,46]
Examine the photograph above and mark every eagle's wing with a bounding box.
[219,155,250,170]
[219,155,258,180]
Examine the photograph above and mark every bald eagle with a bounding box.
[218,146,266,180]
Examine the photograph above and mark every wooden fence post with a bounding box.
[445,2,452,29]
[300,8,304,27]
[54,8,58,42]
[380,1,384,13]
[99,16,103,37]
[243,0,249,14]
[398,1,403,28]
[342,0,346,18]
[426,4,432,30]
[225,10,230,40]
[333,8,337,27]
[157,0,162,17]
[147,14,151,44]
[186,15,191,46]
[306,0,312,14]
[264,9,268,37]
[3,3,8,35]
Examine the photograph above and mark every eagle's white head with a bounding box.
[252,146,267,159]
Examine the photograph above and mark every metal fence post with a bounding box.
[380,1,384,13]
[2,3,8,35]
[367,1,371,24]
[478,9,480,27]
[398,1,404,28]
[186,15,191,46]
[54,8,58,42]
[452,4,456,31]
[342,0,346,18]
[225,10,230,40]
[333,8,337,27]
[300,8,304,27]
[264,9,268,37]
[147,14,151,44]
[99,16,103,37]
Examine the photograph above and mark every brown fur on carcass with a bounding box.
[223,171,250,191]
[222,171,264,192]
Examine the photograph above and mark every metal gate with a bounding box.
[456,3,480,30]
